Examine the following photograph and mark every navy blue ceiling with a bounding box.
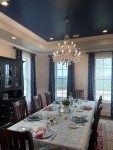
[1,0,113,41]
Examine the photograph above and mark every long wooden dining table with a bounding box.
[9,100,95,150]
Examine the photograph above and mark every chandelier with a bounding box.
[53,17,81,66]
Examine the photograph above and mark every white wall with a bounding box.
[0,41,16,58]
[75,53,88,99]
[36,55,49,106]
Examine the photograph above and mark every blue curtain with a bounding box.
[88,53,95,101]
[31,54,37,112]
[111,52,113,118]
[67,63,75,98]
[16,48,22,60]
[49,56,55,102]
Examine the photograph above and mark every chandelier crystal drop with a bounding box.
[53,17,81,66]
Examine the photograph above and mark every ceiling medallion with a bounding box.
[53,17,81,66]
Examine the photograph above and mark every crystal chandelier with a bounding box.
[53,17,81,66]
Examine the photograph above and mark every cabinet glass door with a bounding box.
[5,63,13,88]
[15,64,21,87]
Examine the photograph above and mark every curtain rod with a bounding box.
[13,46,36,55]
[86,50,113,54]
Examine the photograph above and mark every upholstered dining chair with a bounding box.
[33,94,43,112]
[44,92,52,106]
[0,127,34,150]
[11,99,29,123]
[73,89,84,100]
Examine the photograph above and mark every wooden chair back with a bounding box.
[0,128,34,150]
[97,95,103,110]
[12,99,29,123]
[44,92,52,106]
[88,104,103,150]
[74,90,84,99]
[33,94,43,112]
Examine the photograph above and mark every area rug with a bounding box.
[96,122,107,150]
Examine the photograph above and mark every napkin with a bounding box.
[44,106,53,111]
[82,106,92,110]
[34,126,48,138]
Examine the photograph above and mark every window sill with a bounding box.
[96,100,111,104]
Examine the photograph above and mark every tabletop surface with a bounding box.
[9,101,96,150]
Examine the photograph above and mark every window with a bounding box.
[22,52,31,104]
[95,54,112,101]
[55,63,68,98]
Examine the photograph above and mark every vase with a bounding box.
[64,105,70,114]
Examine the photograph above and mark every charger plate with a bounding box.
[33,129,54,139]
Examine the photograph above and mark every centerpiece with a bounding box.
[62,99,70,113]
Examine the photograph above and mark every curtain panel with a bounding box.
[16,48,22,60]
[67,63,75,98]
[30,54,37,113]
[111,52,113,118]
[49,56,55,102]
[88,53,95,101]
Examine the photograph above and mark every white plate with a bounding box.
[68,123,79,129]
[76,109,83,112]
[33,129,54,139]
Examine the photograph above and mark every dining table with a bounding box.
[9,100,96,150]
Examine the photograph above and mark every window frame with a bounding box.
[55,63,68,99]
[95,53,112,102]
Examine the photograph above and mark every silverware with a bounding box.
[50,133,57,141]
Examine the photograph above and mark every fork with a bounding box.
[50,133,57,141]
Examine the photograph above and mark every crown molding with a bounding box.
[0,38,37,54]
[0,12,113,52]
[0,12,48,50]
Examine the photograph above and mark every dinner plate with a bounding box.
[68,123,79,129]
[27,115,42,121]
[76,109,83,112]
[33,129,54,139]
[71,116,88,123]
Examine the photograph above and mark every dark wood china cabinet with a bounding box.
[0,56,24,127]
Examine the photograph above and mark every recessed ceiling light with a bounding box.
[102,29,108,33]
[73,34,80,38]
[11,36,17,40]
[1,1,9,6]
[49,37,54,40]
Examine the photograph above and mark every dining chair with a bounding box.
[0,127,34,150]
[88,104,103,150]
[97,95,103,110]
[73,89,84,100]
[11,99,29,123]
[44,92,52,106]
[33,94,43,112]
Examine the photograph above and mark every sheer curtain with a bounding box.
[22,52,31,111]
[111,52,113,118]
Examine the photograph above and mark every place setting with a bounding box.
[70,114,88,124]
[23,113,43,122]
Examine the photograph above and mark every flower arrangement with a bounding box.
[62,99,70,106]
